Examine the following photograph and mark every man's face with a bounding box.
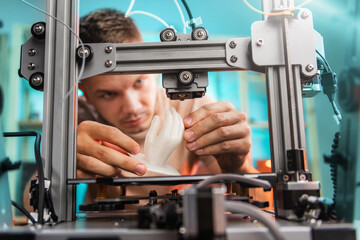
[80,74,157,135]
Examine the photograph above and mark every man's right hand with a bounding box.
[76,121,147,178]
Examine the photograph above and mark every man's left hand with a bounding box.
[183,102,251,173]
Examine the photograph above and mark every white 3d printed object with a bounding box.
[131,108,184,176]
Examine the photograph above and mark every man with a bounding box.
[76,9,256,200]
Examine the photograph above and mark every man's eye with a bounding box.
[134,79,144,87]
[100,92,115,98]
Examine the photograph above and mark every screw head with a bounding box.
[105,60,113,68]
[230,55,238,63]
[256,38,264,47]
[28,49,36,56]
[179,227,187,234]
[299,174,307,181]
[28,63,36,70]
[306,64,314,72]
[196,29,205,38]
[282,174,289,182]
[77,46,90,59]
[161,28,176,41]
[301,11,309,19]
[178,71,194,85]
[30,74,43,86]
[310,219,317,225]
[166,31,173,38]
[105,46,113,53]
[229,41,237,49]
[31,22,46,39]
[34,23,45,34]
[192,27,208,40]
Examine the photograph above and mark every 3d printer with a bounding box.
[0,0,359,239]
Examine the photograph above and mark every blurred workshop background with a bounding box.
[0,0,359,223]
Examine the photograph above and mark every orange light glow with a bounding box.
[265,160,272,168]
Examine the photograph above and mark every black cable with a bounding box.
[11,200,36,224]
[316,50,342,122]
[181,0,196,30]
[329,132,340,217]
[316,56,330,73]
[330,101,341,117]
[316,50,332,72]
[3,131,44,224]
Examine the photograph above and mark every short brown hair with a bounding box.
[80,9,142,43]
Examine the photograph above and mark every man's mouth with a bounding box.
[123,116,144,127]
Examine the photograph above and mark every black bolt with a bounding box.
[105,46,113,53]
[229,41,237,48]
[28,63,36,70]
[28,49,36,56]
[230,55,238,63]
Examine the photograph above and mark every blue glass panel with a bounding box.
[207,71,241,110]
[250,127,271,167]
[248,81,268,122]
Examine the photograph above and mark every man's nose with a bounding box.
[121,92,142,114]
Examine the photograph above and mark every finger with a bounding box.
[185,122,250,151]
[184,111,246,142]
[183,102,235,128]
[159,109,172,139]
[194,138,251,156]
[86,144,147,175]
[79,121,140,154]
[76,169,95,179]
[101,141,129,155]
[77,153,120,177]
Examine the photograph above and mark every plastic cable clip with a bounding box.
[186,16,203,28]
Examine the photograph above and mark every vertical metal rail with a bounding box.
[43,0,78,221]
[282,16,296,149]
[262,0,308,173]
